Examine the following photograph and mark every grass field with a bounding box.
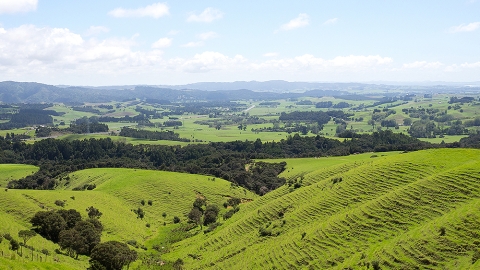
[160,148,480,269]
[2,148,480,269]
[0,164,39,188]
[0,168,257,269]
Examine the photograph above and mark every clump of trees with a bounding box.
[187,197,220,230]
[30,207,103,259]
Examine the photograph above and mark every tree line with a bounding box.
[0,130,440,195]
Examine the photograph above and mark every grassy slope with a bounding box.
[2,149,480,269]
[161,148,480,269]
[0,164,39,188]
[0,169,257,269]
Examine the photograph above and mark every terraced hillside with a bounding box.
[0,169,257,269]
[162,149,480,269]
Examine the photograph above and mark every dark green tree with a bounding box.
[30,211,67,242]
[86,206,103,219]
[57,209,82,229]
[203,205,220,225]
[18,230,36,246]
[10,238,20,252]
[188,208,203,228]
[89,241,137,270]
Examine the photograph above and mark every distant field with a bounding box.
[0,164,39,188]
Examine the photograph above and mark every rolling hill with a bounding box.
[1,148,480,269]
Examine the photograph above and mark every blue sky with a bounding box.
[0,0,479,85]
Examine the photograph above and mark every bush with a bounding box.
[10,238,20,251]
[55,200,65,207]
[173,216,181,224]
[372,260,381,270]
[140,200,145,206]
[3,233,13,241]
[204,222,221,234]
[173,258,184,270]
[126,240,138,248]
[147,200,153,206]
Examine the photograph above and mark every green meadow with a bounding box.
[2,148,480,269]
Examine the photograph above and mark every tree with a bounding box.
[188,208,203,228]
[30,211,67,242]
[18,230,36,246]
[58,209,82,229]
[86,206,103,219]
[10,238,20,252]
[133,208,145,219]
[89,241,137,270]
[193,198,206,211]
[203,205,220,226]
[59,229,85,258]
[173,216,181,224]
[403,118,412,126]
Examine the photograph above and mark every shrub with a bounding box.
[10,238,20,251]
[204,222,221,234]
[3,233,13,241]
[162,212,167,218]
[173,258,184,270]
[147,200,153,206]
[146,223,150,228]
[55,200,65,207]
[371,260,381,270]
[126,240,138,248]
[140,200,145,206]
[223,210,235,220]
[439,226,446,236]
[173,216,181,224]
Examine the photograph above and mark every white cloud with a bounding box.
[449,22,480,33]
[403,61,444,69]
[0,0,37,14]
[277,13,309,32]
[168,30,180,36]
[85,26,110,37]
[174,51,246,73]
[263,52,278,57]
[197,31,218,40]
[181,41,204,48]
[152,37,172,48]
[323,18,338,25]
[0,25,164,75]
[108,2,169,18]
[187,8,223,23]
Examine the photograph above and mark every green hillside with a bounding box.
[0,164,38,188]
[161,148,480,269]
[0,169,257,269]
[2,149,480,269]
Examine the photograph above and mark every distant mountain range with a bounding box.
[1,80,479,104]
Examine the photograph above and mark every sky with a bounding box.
[0,0,479,86]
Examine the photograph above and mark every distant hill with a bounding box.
[2,80,479,104]
[0,81,351,103]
